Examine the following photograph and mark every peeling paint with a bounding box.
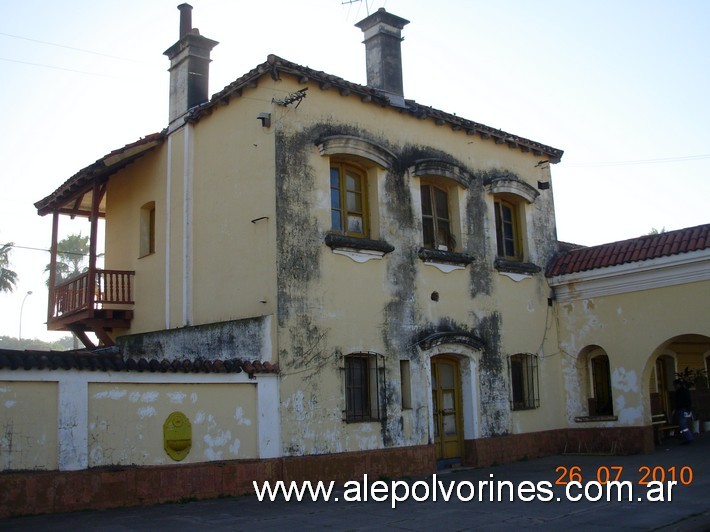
[612,367,638,393]
[94,389,127,400]
[168,392,187,404]
[204,429,232,447]
[615,395,643,425]
[137,406,156,419]
[129,391,159,403]
[234,406,252,426]
[229,438,241,455]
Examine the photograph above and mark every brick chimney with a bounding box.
[355,8,410,107]
[164,4,219,127]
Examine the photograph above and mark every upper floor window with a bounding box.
[330,163,368,238]
[421,184,455,251]
[486,176,540,266]
[494,197,521,260]
[139,201,156,258]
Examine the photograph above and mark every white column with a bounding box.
[257,374,281,458]
[182,123,194,326]
[57,376,89,471]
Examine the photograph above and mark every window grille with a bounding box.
[508,353,539,410]
[342,352,384,422]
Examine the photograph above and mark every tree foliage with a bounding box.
[45,233,90,286]
[0,335,75,351]
[0,242,18,293]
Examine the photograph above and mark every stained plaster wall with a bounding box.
[0,370,280,472]
[118,315,272,362]
[555,279,710,427]
[105,81,278,338]
[271,76,564,455]
[88,382,257,466]
[0,381,57,470]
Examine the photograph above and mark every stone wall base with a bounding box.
[0,426,655,518]
[463,425,654,468]
[0,444,435,518]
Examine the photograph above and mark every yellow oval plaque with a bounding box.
[163,411,192,461]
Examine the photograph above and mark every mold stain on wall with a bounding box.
[275,121,535,454]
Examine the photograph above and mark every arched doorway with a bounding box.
[646,335,710,432]
[431,355,463,460]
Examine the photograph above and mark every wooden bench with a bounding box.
[652,413,678,445]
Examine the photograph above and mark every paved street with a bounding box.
[2,434,709,531]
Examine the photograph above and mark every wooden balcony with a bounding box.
[48,269,135,347]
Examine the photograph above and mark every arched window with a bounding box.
[421,183,454,251]
[486,176,538,263]
[494,197,521,260]
[330,163,368,238]
[590,353,613,416]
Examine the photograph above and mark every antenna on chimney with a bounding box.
[341,0,373,16]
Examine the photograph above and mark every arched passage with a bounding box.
[644,334,710,430]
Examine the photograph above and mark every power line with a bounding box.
[0,31,144,63]
[0,56,118,77]
[8,244,89,257]
[565,153,710,168]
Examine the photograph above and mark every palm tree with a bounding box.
[0,242,18,293]
[44,233,90,286]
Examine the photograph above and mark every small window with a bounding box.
[400,360,412,410]
[139,201,156,257]
[344,352,383,422]
[421,184,455,251]
[509,353,539,410]
[494,198,521,260]
[590,354,613,416]
[331,163,368,238]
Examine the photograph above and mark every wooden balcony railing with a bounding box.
[50,269,135,321]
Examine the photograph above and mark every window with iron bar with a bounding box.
[509,353,539,410]
[343,352,384,422]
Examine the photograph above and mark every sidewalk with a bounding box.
[2,434,709,531]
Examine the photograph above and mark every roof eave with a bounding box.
[35,133,165,216]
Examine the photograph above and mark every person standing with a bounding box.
[673,379,694,444]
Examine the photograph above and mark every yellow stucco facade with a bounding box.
[8,6,708,480]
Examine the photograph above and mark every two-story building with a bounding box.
[1,4,708,517]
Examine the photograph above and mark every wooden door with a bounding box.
[432,356,463,460]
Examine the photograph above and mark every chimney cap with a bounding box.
[178,3,193,39]
[355,8,409,32]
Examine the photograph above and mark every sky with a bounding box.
[1,0,709,342]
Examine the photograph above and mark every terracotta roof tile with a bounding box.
[192,54,564,162]
[546,223,710,277]
[0,348,278,377]
[34,133,166,215]
[37,55,564,215]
